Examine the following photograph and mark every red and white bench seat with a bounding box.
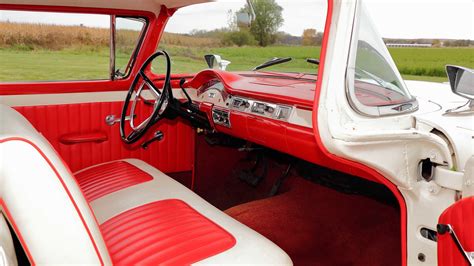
[0,104,291,265]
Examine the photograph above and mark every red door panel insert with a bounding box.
[75,161,153,202]
[14,101,194,173]
[100,199,236,265]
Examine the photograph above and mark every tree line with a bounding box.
[188,0,323,47]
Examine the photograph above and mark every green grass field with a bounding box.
[1,46,473,82]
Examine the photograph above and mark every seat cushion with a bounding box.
[81,159,292,265]
[75,161,153,202]
[101,199,236,265]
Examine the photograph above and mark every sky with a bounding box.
[0,0,472,39]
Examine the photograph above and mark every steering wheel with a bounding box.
[120,50,171,144]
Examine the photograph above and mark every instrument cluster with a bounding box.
[195,78,294,129]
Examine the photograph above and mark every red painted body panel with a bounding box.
[75,161,153,202]
[438,196,474,266]
[14,102,195,173]
[100,199,236,265]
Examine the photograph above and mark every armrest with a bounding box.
[60,131,108,145]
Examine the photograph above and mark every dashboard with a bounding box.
[182,70,319,165]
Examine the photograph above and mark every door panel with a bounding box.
[438,196,474,266]
[14,101,194,173]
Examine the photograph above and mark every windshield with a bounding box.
[154,0,327,75]
[346,5,417,116]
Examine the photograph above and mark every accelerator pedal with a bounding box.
[269,164,292,196]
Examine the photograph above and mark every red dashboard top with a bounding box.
[184,69,405,109]
[185,70,317,109]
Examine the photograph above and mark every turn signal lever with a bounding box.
[179,78,200,113]
[141,131,164,149]
[180,78,193,103]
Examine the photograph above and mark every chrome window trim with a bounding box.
[110,15,116,80]
[345,1,418,117]
[114,16,148,80]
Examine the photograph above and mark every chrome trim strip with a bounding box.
[110,15,116,81]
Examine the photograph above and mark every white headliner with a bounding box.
[0,0,213,14]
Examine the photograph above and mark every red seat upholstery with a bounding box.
[438,196,474,266]
[75,161,153,202]
[100,199,236,265]
[75,161,239,264]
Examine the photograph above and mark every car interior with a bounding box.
[0,1,405,265]
[1,58,402,266]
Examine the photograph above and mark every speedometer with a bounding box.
[197,79,228,104]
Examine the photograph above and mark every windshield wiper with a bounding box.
[306,58,320,65]
[354,67,405,96]
[252,57,292,71]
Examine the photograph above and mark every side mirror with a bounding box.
[204,54,231,71]
[446,65,474,100]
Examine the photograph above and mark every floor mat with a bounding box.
[225,177,401,266]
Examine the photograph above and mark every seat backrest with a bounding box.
[0,104,111,264]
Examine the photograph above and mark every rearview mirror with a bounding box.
[446,65,474,100]
[204,54,231,71]
[236,12,251,27]
[236,0,256,27]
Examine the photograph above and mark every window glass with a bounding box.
[347,6,417,115]
[155,0,327,75]
[0,10,111,82]
[0,11,110,82]
[115,17,146,79]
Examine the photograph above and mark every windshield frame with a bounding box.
[345,2,418,117]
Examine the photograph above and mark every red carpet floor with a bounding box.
[225,177,401,266]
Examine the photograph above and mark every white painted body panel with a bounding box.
[407,80,474,172]
[318,1,472,265]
